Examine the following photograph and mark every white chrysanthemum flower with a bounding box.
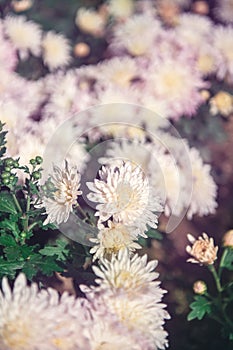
[92,249,166,301]
[90,221,141,260]
[17,134,45,166]
[147,58,205,119]
[91,87,139,137]
[186,148,218,219]
[196,45,217,76]
[99,139,153,174]
[98,57,138,87]
[149,152,188,217]
[0,34,17,71]
[213,25,233,80]
[0,274,89,350]
[215,0,233,24]
[175,14,213,50]
[113,14,161,56]
[83,250,170,349]
[108,0,134,18]
[87,161,163,232]
[139,95,170,130]
[42,162,82,225]
[75,8,105,36]
[4,15,41,58]
[42,31,71,71]
[84,299,145,350]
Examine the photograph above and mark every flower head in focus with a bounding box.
[87,161,163,233]
[186,233,218,265]
[90,221,141,261]
[42,31,71,71]
[4,15,41,59]
[92,249,165,300]
[42,162,82,225]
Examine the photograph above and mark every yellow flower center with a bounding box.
[2,319,31,350]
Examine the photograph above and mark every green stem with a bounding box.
[12,193,23,213]
[208,264,222,293]
[28,221,40,232]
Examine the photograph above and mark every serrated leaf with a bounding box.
[187,295,212,321]
[220,248,233,271]
[39,239,69,261]
[0,218,20,239]
[0,257,24,279]
[0,234,17,247]
[0,192,18,214]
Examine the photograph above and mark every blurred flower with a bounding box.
[210,91,233,117]
[113,14,161,56]
[222,229,233,248]
[75,8,106,36]
[192,1,209,15]
[43,162,82,225]
[193,280,207,294]
[87,161,163,232]
[214,25,233,81]
[0,274,89,350]
[146,57,205,119]
[11,0,33,12]
[186,148,218,219]
[108,0,134,18]
[90,221,141,260]
[186,233,218,265]
[215,0,233,24]
[83,250,170,350]
[175,13,213,51]
[4,15,41,59]
[98,56,138,87]
[42,31,71,71]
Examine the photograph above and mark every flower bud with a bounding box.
[222,230,233,248]
[193,280,207,295]
[35,156,43,165]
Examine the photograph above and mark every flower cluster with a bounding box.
[0,250,169,350]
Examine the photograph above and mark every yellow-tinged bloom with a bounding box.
[222,229,233,248]
[193,280,207,294]
[186,233,218,265]
[210,91,233,117]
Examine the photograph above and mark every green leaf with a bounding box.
[220,248,233,271]
[0,192,18,214]
[0,218,20,239]
[187,295,212,321]
[0,257,24,279]
[39,239,69,261]
[0,234,17,247]
[146,228,163,240]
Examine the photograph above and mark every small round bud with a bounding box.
[35,156,43,165]
[1,171,11,179]
[30,159,36,166]
[74,42,90,58]
[20,232,27,239]
[32,171,41,180]
[222,230,233,248]
[2,178,10,185]
[193,280,207,295]
[9,175,15,182]
[4,166,11,172]
[5,158,14,167]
